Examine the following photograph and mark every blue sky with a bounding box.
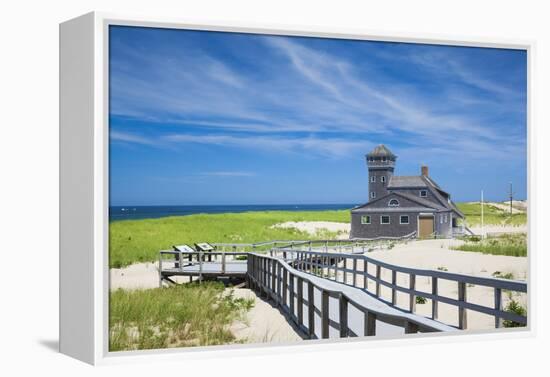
[109,26,527,206]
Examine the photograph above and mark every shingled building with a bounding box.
[350,145,464,239]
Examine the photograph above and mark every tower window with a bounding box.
[380,215,390,224]
[361,215,371,224]
[388,199,399,207]
[420,190,427,197]
[382,157,387,162]
[371,176,376,183]
[381,176,386,183]
[370,192,376,199]
[400,215,409,224]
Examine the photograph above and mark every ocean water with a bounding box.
[109,204,355,222]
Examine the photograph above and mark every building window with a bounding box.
[400,215,409,224]
[381,215,390,224]
[371,176,376,183]
[381,176,386,183]
[370,192,376,199]
[361,215,371,224]
[440,215,443,224]
[388,199,399,207]
[420,190,427,197]
[444,214,448,223]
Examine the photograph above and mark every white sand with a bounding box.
[229,288,303,343]
[110,262,192,290]
[469,224,527,235]
[486,202,524,214]
[272,221,351,239]
[345,238,528,330]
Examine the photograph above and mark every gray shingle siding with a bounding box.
[353,144,464,239]
[351,211,419,238]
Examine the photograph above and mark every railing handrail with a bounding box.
[247,252,454,336]
[210,234,416,249]
[271,248,527,292]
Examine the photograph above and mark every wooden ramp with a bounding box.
[158,240,527,338]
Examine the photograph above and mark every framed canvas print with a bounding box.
[59,12,532,365]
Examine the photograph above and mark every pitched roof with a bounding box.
[358,174,465,218]
[351,191,443,213]
[387,176,427,188]
[367,144,396,158]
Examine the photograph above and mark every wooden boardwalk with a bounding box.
[159,239,527,338]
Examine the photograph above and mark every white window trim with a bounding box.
[371,176,376,183]
[420,190,427,197]
[388,199,399,207]
[361,215,371,225]
[400,215,409,224]
[381,176,386,183]
[370,192,376,199]
[380,215,390,225]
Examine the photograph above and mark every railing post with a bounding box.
[283,269,288,307]
[363,260,368,289]
[277,263,282,303]
[289,273,295,317]
[375,265,381,297]
[343,257,347,283]
[198,251,203,283]
[158,253,163,288]
[364,311,376,336]
[271,258,276,294]
[432,277,439,320]
[321,290,329,339]
[221,251,226,274]
[353,258,357,287]
[297,277,303,326]
[494,287,502,328]
[391,270,397,305]
[308,281,315,338]
[339,294,349,337]
[458,281,468,329]
[409,274,416,312]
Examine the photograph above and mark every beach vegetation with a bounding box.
[110,210,349,268]
[416,296,427,304]
[452,233,526,257]
[109,282,254,351]
[502,300,527,328]
[456,203,526,227]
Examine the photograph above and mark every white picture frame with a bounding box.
[59,11,534,365]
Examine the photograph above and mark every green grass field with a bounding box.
[109,210,350,268]
[109,282,254,351]
[456,202,526,227]
[452,233,527,257]
[109,203,526,268]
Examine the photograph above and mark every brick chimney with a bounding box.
[421,165,429,177]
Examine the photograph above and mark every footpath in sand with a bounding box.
[357,238,527,330]
[110,263,303,343]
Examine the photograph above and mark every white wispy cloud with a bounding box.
[109,33,525,163]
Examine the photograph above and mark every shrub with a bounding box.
[502,300,527,328]
[416,296,427,304]
[492,271,514,280]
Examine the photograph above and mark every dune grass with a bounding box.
[456,202,526,226]
[452,233,527,257]
[109,210,350,268]
[109,282,254,351]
